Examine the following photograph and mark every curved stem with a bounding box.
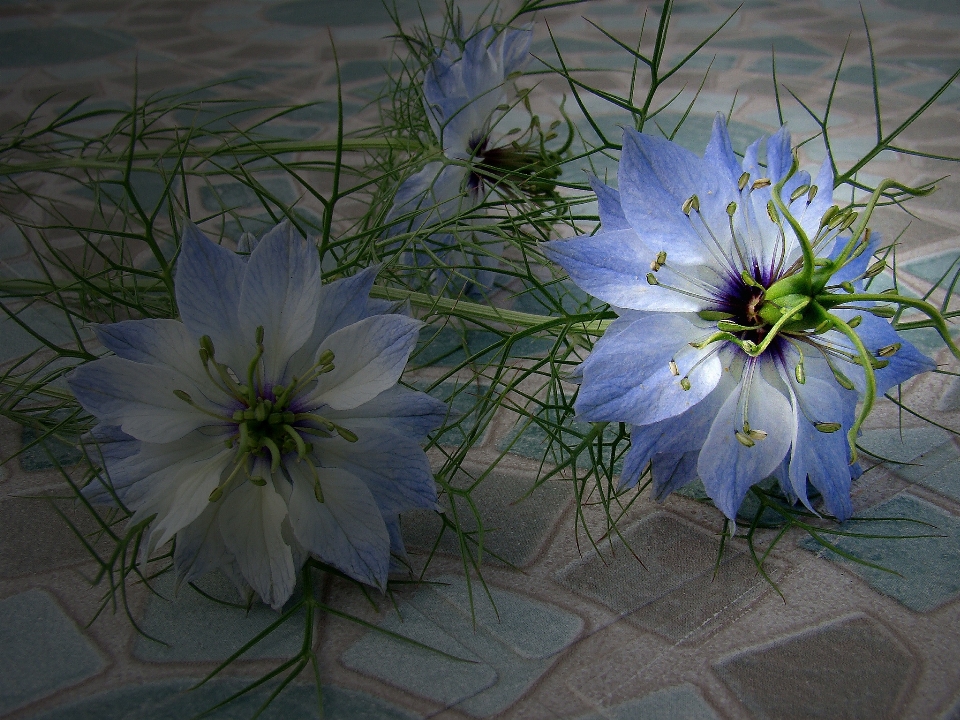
[770,156,816,287]
[818,292,960,361]
[826,313,877,464]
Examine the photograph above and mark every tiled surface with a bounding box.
[1,0,960,719]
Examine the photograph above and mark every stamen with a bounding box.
[171,390,233,422]
[669,360,680,376]
[814,422,842,433]
[682,195,700,215]
[877,342,900,357]
[738,172,750,191]
[790,184,810,202]
[735,430,755,447]
[751,178,771,190]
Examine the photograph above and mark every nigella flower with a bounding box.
[68,222,447,608]
[543,116,936,521]
[385,22,534,295]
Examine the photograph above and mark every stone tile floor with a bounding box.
[1,0,960,718]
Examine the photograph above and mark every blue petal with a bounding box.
[765,126,792,182]
[175,223,248,371]
[576,313,723,425]
[238,221,322,383]
[287,464,390,590]
[68,357,228,443]
[316,425,438,516]
[618,129,707,263]
[326,385,449,440]
[699,366,794,519]
[703,114,742,192]
[541,230,705,312]
[587,175,629,230]
[787,372,856,521]
[651,451,700,501]
[832,314,935,396]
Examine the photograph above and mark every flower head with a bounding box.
[385,23,534,295]
[544,116,935,521]
[69,222,447,608]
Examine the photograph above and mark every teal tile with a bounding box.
[19,422,83,471]
[715,36,829,56]
[200,178,296,213]
[669,52,738,72]
[800,494,960,612]
[401,468,569,568]
[134,572,304,662]
[0,259,43,279]
[46,59,119,81]
[0,495,101,579]
[902,249,960,285]
[579,684,720,720]
[342,576,581,717]
[264,0,434,27]
[327,59,400,84]
[0,589,104,715]
[497,415,626,476]
[858,427,950,464]
[0,305,77,363]
[893,57,960,76]
[0,27,135,67]
[557,513,780,641]
[830,64,908,87]
[413,325,552,368]
[32,680,417,720]
[716,616,913,720]
[747,56,825,77]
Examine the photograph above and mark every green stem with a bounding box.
[817,292,960,361]
[769,154,816,287]
[0,138,427,177]
[826,313,877,464]
[367,286,612,333]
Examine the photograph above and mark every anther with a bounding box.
[877,342,901,357]
[208,486,223,502]
[173,389,192,403]
[669,360,679,376]
[807,185,818,202]
[840,281,855,293]
[646,272,659,286]
[682,195,700,215]
[848,315,862,328]
[726,201,737,217]
[255,326,264,345]
[814,422,841,433]
[766,200,779,223]
[738,172,750,190]
[795,360,806,384]
[820,205,839,228]
[317,349,335,366]
[680,377,691,391]
[335,426,358,442]
[869,305,896,318]
[790,184,810,203]
[249,476,267,486]
[747,428,768,441]
[751,178,771,190]
[735,431,755,447]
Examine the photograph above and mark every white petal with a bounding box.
[287,463,390,589]
[301,314,421,411]
[218,478,297,609]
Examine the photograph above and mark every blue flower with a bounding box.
[543,116,935,521]
[68,222,447,608]
[385,23,532,294]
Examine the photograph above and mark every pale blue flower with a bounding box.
[544,116,934,521]
[69,222,447,608]
[385,23,533,294]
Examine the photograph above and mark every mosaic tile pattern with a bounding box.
[342,576,582,717]
[1,0,960,719]
[716,615,915,720]
[0,590,104,715]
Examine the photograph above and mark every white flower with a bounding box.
[69,222,447,608]
[385,23,533,295]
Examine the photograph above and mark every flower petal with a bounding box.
[68,357,226,443]
[238,221,322,383]
[576,313,723,425]
[174,500,232,589]
[588,175,630,230]
[314,425,438,516]
[303,314,422,411]
[542,230,706,312]
[699,367,794,519]
[287,463,390,590]
[785,368,856,521]
[218,478,297,610]
[175,223,249,371]
[325,385,448,440]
